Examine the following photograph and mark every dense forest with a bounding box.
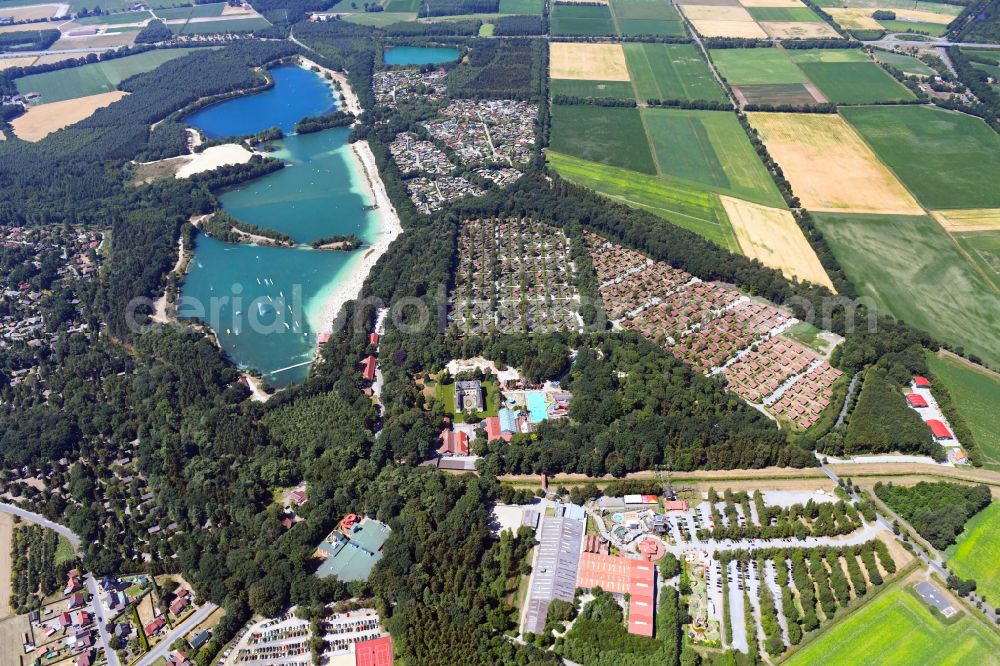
[874,481,990,549]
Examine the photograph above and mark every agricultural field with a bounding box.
[550,79,635,99]
[0,2,65,20]
[953,230,1000,293]
[813,213,1000,369]
[679,3,769,38]
[550,3,616,36]
[549,42,630,81]
[872,49,936,76]
[721,196,834,289]
[947,503,1000,615]
[641,108,785,206]
[0,0,175,10]
[610,0,685,36]
[547,151,739,250]
[746,5,822,21]
[794,61,915,103]
[879,19,947,35]
[499,0,544,12]
[73,10,151,24]
[549,104,656,174]
[10,91,127,142]
[711,47,809,85]
[155,2,227,19]
[169,16,270,34]
[748,112,921,215]
[624,42,726,103]
[15,48,208,103]
[785,583,1000,666]
[927,352,1000,466]
[841,105,1000,210]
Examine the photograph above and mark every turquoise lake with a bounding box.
[180,65,378,386]
[383,46,462,66]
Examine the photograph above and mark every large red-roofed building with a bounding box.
[913,376,931,389]
[906,394,928,408]
[576,553,657,637]
[355,636,392,666]
[361,355,376,382]
[927,419,953,440]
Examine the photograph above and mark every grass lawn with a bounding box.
[785,583,1000,665]
[479,22,494,35]
[550,3,616,35]
[784,321,826,354]
[814,213,1000,369]
[747,6,822,21]
[641,108,785,207]
[15,48,209,102]
[550,104,656,174]
[710,48,807,85]
[796,61,916,103]
[872,50,936,76]
[550,78,636,100]
[54,536,75,566]
[841,105,1000,209]
[927,351,1000,465]
[499,0,543,12]
[946,503,1000,606]
[625,42,725,103]
[547,151,740,251]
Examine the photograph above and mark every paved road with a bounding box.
[0,502,81,549]
[86,573,121,666]
[135,601,219,666]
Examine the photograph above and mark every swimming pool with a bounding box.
[526,391,549,423]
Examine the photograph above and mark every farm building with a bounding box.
[906,393,929,408]
[927,419,954,440]
[913,376,931,389]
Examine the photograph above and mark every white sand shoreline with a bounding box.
[298,56,363,116]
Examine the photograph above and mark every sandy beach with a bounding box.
[176,143,254,178]
[312,138,402,336]
[299,56,363,116]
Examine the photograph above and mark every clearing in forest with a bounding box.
[721,195,835,290]
[747,112,921,215]
[10,91,127,142]
[549,42,630,80]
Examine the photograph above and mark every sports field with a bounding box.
[711,48,807,85]
[642,108,785,206]
[15,48,205,103]
[872,50,935,76]
[796,61,916,103]
[549,42,630,81]
[748,112,921,215]
[551,3,616,35]
[550,104,656,174]
[785,583,1000,666]
[927,352,1000,466]
[547,151,739,250]
[624,43,725,102]
[813,213,1000,369]
[841,105,1000,210]
[946,503,1000,607]
[721,196,834,289]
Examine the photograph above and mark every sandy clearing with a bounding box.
[721,195,836,291]
[0,513,13,620]
[738,0,804,6]
[761,20,840,38]
[222,3,260,14]
[11,90,127,142]
[930,209,1000,232]
[826,7,883,29]
[0,3,64,20]
[549,42,630,81]
[803,82,828,103]
[892,7,953,24]
[175,143,254,178]
[747,112,923,215]
[690,18,769,36]
[0,56,36,71]
[680,3,756,20]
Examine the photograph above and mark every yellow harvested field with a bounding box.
[762,20,840,38]
[549,42,630,81]
[691,18,769,36]
[748,112,923,215]
[739,0,805,6]
[722,195,836,291]
[0,21,55,32]
[893,8,954,24]
[826,7,883,29]
[0,56,37,71]
[679,4,755,20]
[0,3,64,20]
[11,91,127,142]
[931,209,1000,232]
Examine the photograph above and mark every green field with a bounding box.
[710,48,807,85]
[785,583,1000,665]
[625,42,726,103]
[872,50,936,76]
[16,48,208,102]
[344,11,417,26]
[965,49,1000,65]
[156,2,226,19]
[0,0,176,10]
[841,105,1000,210]
[879,19,947,35]
[74,10,151,24]
[550,104,656,174]
[550,79,635,100]
[786,49,870,64]
[170,16,270,34]
[814,213,1000,369]
[927,351,1000,465]
[547,151,738,250]
[796,62,916,103]
[946,503,1000,607]
[747,6,821,21]
[954,230,1000,293]
[551,3,616,35]
[610,0,684,35]
[499,0,543,13]
[641,108,785,206]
